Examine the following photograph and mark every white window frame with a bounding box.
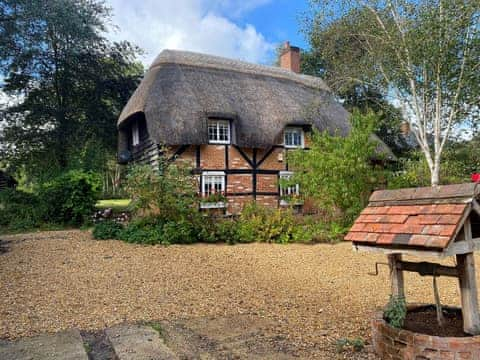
[201,171,226,197]
[284,127,304,148]
[132,122,140,146]
[279,171,300,197]
[208,119,230,144]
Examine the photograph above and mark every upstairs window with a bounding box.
[202,171,226,196]
[284,127,304,148]
[132,122,140,146]
[208,119,230,144]
[279,171,300,197]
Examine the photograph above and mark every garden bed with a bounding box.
[403,305,466,337]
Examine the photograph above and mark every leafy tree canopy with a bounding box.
[0,0,144,184]
[303,0,480,185]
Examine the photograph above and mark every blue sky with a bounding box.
[105,0,311,67]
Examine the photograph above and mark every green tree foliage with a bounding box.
[40,170,101,225]
[304,0,480,185]
[125,157,200,222]
[0,170,100,231]
[0,0,143,183]
[288,111,385,226]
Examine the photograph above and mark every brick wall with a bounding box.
[227,196,254,214]
[200,145,225,168]
[169,143,303,213]
[228,147,252,169]
[175,146,196,167]
[257,174,278,193]
[372,306,480,359]
[258,148,285,170]
[227,174,253,193]
[256,195,278,208]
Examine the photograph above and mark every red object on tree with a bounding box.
[471,173,480,182]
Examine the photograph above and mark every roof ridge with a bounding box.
[149,49,331,92]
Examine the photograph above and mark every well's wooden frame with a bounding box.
[354,199,480,335]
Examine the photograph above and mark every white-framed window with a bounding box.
[208,119,230,144]
[279,171,300,197]
[132,122,140,146]
[284,127,304,148]
[202,171,226,197]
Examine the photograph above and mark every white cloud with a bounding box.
[105,0,275,67]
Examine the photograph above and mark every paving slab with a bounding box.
[0,329,88,360]
[106,324,178,360]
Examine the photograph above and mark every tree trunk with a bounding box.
[431,164,440,187]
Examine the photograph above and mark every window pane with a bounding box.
[208,120,230,143]
[202,174,225,196]
[285,128,302,147]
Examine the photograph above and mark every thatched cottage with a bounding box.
[117,43,356,214]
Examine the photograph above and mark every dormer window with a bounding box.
[132,122,140,146]
[284,127,304,148]
[208,119,230,144]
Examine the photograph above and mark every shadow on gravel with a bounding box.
[80,330,118,360]
[0,239,11,254]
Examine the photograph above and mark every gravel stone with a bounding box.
[0,230,468,358]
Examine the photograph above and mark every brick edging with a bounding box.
[372,304,480,359]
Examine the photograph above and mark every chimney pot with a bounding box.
[279,41,300,73]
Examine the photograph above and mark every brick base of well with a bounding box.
[372,305,480,359]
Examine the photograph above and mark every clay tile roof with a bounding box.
[344,183,478,251]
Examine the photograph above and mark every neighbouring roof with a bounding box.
[118,50,357,149]
[345,183,479,252]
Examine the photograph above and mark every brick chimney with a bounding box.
[279,41,300,73]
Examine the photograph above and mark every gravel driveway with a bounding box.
[0,230,469,358]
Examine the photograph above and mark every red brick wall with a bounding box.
[170,144,300,213]
[227,196,254,214]
[256,195,278,208]
[257,174,278,193]
[200,145,225,168]
[229,147,252,169]
[372,306,480,359]
[227,174,253,193]
[258,148,285,170]
[175,145,196,167]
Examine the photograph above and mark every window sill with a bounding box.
[284,145,304,149]
[200,202,226,209]
[280,199,303,206]
[208,141,230,145]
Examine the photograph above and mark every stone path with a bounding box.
[0,315,302,359]
[0,329,88,360]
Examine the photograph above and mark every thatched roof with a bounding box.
[118,49,388,153]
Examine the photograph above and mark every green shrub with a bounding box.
[0,189,43,231]
[125,161,198,221]
[92,221,124,240]
[213,219,242,244]
[161,219,196,244]
[236,203,299,244]
[288,110,385,227]
[384,295,407,328]
[39,170,101,225]
[336,337,365,353]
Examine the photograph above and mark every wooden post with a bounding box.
[457,218,480,335]
[388,254,405,298]
[457,253,480,335]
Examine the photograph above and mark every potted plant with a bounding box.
[200,190,226,209]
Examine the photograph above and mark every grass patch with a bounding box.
[146,321,165,339]
[95,199,131,211]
